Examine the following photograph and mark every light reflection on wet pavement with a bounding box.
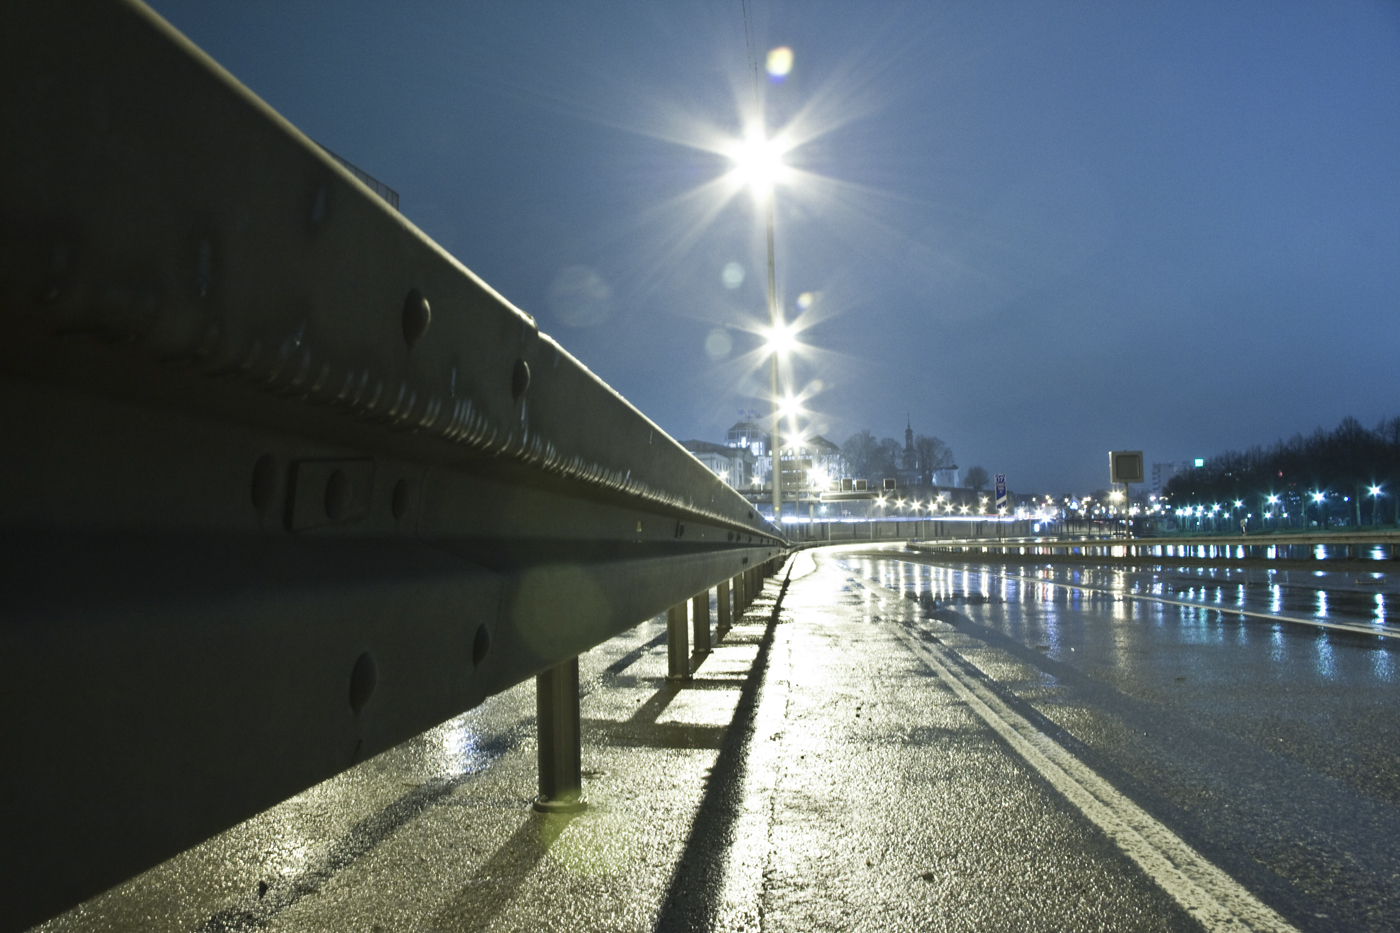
[31,547,1399,933]
[843,545,1400,932]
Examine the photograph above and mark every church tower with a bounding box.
[903,415,916,474]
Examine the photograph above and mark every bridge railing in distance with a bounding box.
[0,2,786,929]
[905,536,1400,565]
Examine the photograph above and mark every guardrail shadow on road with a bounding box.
[652,566,792,933]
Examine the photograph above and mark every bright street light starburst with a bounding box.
[725,127,792,201]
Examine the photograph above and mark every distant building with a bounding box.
[897,418,959,488]
[777,434,844,492]
[725,421,769,456]
[899,421,918,487]
[682,439,757,489]
[725,420,772,487]
[1151,461,1194,497]
[804,435,843,485]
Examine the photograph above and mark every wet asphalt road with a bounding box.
[32,546,1400,932]
[851,546,1400,932]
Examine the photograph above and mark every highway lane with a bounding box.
[847,545,1400,932]
[29,546,1398,932]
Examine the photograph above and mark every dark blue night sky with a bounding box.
[146,0,1400,493]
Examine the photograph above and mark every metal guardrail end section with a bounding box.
[0,1,786,928]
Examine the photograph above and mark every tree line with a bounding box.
[1163,415,1400,524]
[839,429,956,486]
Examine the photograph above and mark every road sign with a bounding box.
[994,473,1007,512]
[1109,451,1144,485]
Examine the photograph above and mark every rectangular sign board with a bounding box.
[994,473,1007,511]
[1109,451,1144,485]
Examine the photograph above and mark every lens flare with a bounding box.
[766,46,793,79]
[721,261,745,289]
[704,328,734,359]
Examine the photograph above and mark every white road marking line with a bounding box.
[891,625,1300,933]
[1001,571,1400,639]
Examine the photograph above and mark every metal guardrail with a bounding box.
[0,2,786,928]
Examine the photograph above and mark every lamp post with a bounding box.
[729,127,788,527]
[765,191,782,525]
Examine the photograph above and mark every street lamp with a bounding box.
[763,320,798,358]
[729,127,791,526]
[1369,484,1384,527]
[1310,491,1326,528]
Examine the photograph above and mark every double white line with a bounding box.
[892,625,1298,932]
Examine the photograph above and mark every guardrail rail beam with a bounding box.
[0,2,787,928]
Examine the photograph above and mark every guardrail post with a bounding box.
[717,579,731,638]
[534,657,586,813]
[736,571,747,614]
[692,591,711,656]
[667,603,689,680]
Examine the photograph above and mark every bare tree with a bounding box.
[841,430,880,481]
[1164,413,1400,528]
[914,434,955,486]
[965,465,990,493]
[877,438,903,481]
